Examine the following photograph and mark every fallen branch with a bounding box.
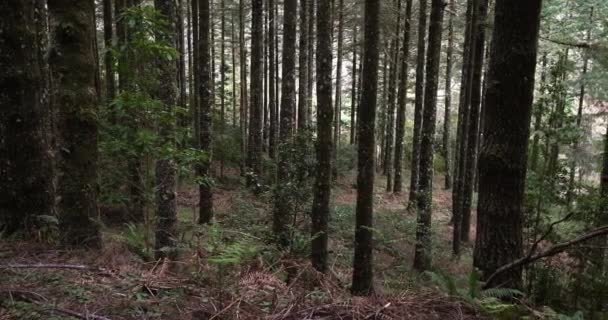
[540,36,592,48]
[0,289,112,320]
[0,263,112,276]
[484,225,608,289]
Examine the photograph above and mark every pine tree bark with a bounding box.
[407,0,428,208]
[177,0,187,129]
[529,52,547,173]
[384,0,402,192]
[473,0,542,289]
[239,0,249,174]
[393,0,413,193]
[274,0,297,248]
[103,0,115,103]
[452,0,473,255]
[461,0,489,243]
[332,0,344,181]
[192,0,200,147]
[307,0,315,123]
[248,0,264,175]
[350,25,358,145]
[48,0,101,247]
[268,0,277,158]
[442,0,454,190]
[297,0,309,131]
[311,0,333,273]
[154,0,178,259]
[219,0,226,177]
[0,0,54,235]
[352,0,380,297]
[412,0,445,272]
[199,0,214,224]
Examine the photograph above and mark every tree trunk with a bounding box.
[154,0,178,259]
[311,0,333,273]
[219,0,226,177]
[177,0,187,130]
[473,0,542,289]
[529,52,547,173]
[350,24,358,145]
[307,0,315,124]
[393,0,413,193]
[412,0,445,272]
[231,5,238,129]
[248,0,264,175]
[384,0,402,192]
[268,0,277,158]
[452,0,473,254]
[0,0,54,235]
[199,0,214,224]
[48,0,101,248]
[332,0,344,181]
[103,0,115,103]
[442,0,454,191]
[274,0,297,248]
[566,7,593,206]
[297,0,309,131]
[351,0,380,297]
[239,0,248,174]
[192,0,200,147]
[461,0,489,243]
[407,0,428,209]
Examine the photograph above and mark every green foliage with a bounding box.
[121,222,153,260]
[335,144,358,176]
[425,270,524,318]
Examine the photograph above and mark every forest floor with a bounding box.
[0,169,489,320]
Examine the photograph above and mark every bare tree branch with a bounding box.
[483,225,608,289]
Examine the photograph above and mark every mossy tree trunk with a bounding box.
[274,0,297,248]
[311,0,334,273]
[393,0,413,194]
[297,0,309,131]
[412,0,445,272]
[154,0,179,259]
[441,0,454,191]
[0,0,54,235]
[352,0,380,297]
[473,0,542,289]
[248,0,264,175]
[48,0,101,247]
[407,0,428,209]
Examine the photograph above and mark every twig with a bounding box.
[484,225,608,289]
[540,36,592,48]
[0,263,113,276]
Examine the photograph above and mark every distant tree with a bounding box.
[274,0,297,247]
[407,0,428,209]
[153,0,179,259]
[199,0,214,224]
[412,0,445,271]
[384,0,402,192]
[103,0,116,102]
[393,0,413,193]
[297,0,309,131]
[248,0,264,175]
[441,0,454,191]
[268,0,277,158]
[48,0,101,247]
[352,0,380,296]
[473,0,542,289]
[0,0,54,235]
[311,0,334,272]
[350,24,359,145]
[332,0,344,181]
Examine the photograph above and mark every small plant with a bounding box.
[425,270,524,318]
